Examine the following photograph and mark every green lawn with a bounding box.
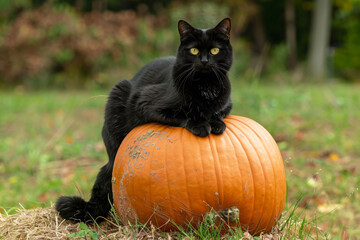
[1,82,359,238]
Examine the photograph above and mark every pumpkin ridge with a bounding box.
[208,133,223,210]
[245,124,269,234]
[238,121,277,233]
[125,126,147,222]
[228,119,267,233]
[148,127,157,225]
[225,120,254,207]
[222,125,243,209]
[181,128,196,223]
[243,118,286,223]
[225,120,256,231]
[163,127,179,225]
[135,126,154,222]
[241,120,280,232]
[197,135,207,214]
[193,133,214,218]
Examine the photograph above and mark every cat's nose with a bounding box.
[201,56,208,65]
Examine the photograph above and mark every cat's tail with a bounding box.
[55,80,132,222]
[55,161,113,222]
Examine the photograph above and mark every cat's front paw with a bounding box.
[210,119,226,135]
[186,121,211,137]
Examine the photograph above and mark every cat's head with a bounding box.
[175,18,233,75]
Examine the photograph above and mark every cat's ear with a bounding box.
[214,18,231,39]
[178,20,195,39]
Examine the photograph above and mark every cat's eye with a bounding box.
[210,48,220,55]
[190,48,199,55]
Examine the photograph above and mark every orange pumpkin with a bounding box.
[112,115,286,234]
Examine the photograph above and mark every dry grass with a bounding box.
[0,205,128,240]
[0,205,285,240]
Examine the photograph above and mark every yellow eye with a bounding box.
[210,48,220,55]
[190,48,199,55]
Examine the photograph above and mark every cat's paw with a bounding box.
[186,121,211,137]
[210,119,226,135]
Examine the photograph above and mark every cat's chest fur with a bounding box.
[197,82,221,100]
[187,75,230,102]
[179,79,230,119]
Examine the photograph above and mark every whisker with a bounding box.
[173,65,195,97]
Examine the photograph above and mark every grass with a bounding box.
[1,82,360,238]
[0,196,340,239]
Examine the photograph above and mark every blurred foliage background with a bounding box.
[1,0,360,89]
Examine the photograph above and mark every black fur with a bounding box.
[56,18,234,222]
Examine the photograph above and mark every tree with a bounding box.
[285,0,297,70]
[308,0,332,79]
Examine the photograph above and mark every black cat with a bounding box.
[55,18,233,222]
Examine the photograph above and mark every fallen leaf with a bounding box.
[312,192,329,206]
[306,161,316,168]
[341,228,349,240]
[329,153,339,162]
[318,203,343,213]
[66,135,74,144]
[291,114,304,126]
[294,130,306,141]
[38,193,48,202]
[9,176,18,184]
[298,195,312,208]
[317,221,331,232]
